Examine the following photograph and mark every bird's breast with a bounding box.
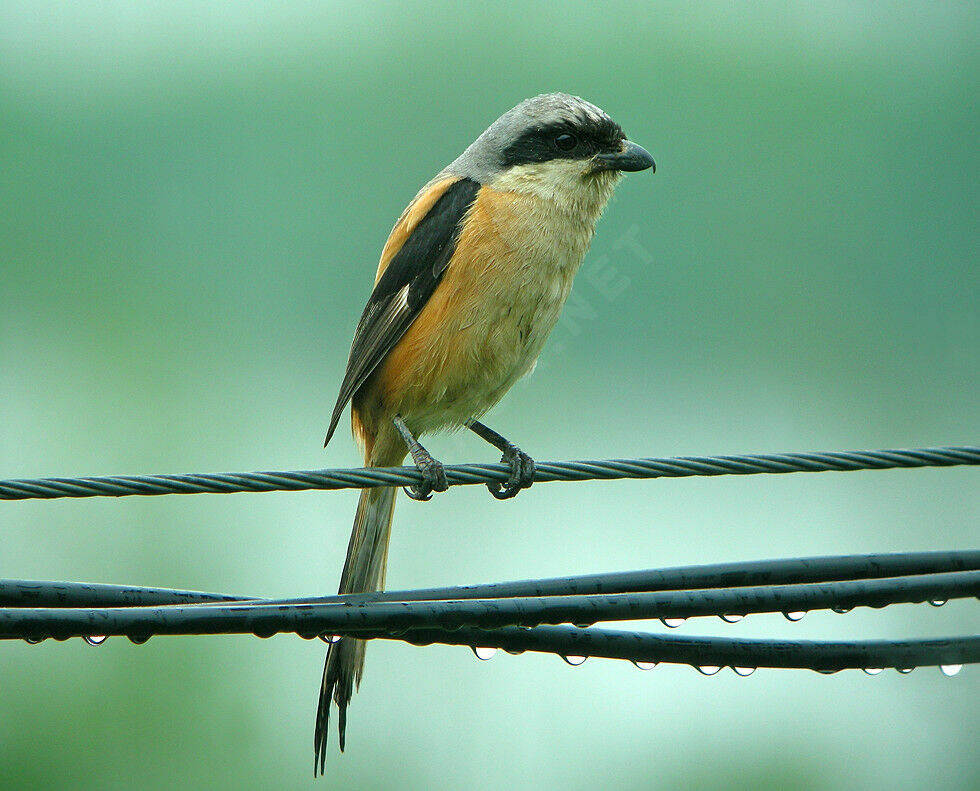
[371,186,602,433]
[459,188,596,360]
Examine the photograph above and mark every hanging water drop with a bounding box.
[696,665,721,676]
[862,667,884,675]
[127,634,151,645]
[928,599,947,607]
[660,617,686,628]
[733,666,756,676]
[319,634,341,644]
[896,667,914,674]
[83,635,107,646]
[831,605,852,614]
[632,660,657,670]
[562,655,587,666]
[24,636,44,645]
[472,646,497,661]
[940,664,963,677]
[782,611,806,622]
[720,614,744,624]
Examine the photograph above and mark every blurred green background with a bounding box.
[1,2,977,789]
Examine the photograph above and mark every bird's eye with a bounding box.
[554,133,578,151]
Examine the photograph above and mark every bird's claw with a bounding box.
[487,447,535,500]
[404,458,448,501]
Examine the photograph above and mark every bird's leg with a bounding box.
[468,421,535,500]
[393,415,448,501]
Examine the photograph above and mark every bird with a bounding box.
[315,92,654,774]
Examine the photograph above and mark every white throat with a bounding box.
[490,160,620,222]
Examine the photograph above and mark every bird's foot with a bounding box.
[393,415,449,501]
[488,444,535,500]
[467,421,536,500]
[404,452,448,501]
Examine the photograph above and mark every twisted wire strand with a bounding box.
[1,446,976,501]
[5,551,976,608]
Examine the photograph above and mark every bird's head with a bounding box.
[448,93,654,216]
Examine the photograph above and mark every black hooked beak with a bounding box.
[592,140,656,173]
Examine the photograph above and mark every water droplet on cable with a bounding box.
[660,618,686,628]
[25,636,44,645]
[127,634,151,645]
[782,611,806,622]
[928,599,947,607]
[504,648,525,656]
[472,646,497,661]
[83,635,107,646]
[632,661,657,670]
[319,634,341,644]
[862,667,883,675]
[562,655,587,666]
[733,666,756,676]
[696,665,721,676]
[940,664,962,677]
[896,667,914,674]
[831,605,852,614]
[720,614,744,624]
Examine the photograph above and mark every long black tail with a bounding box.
[314,484,396,776]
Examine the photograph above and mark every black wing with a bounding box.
[324,177,480,446]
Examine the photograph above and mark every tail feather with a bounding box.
[314,484,397,776]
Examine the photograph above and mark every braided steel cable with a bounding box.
[1,446,976,501]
